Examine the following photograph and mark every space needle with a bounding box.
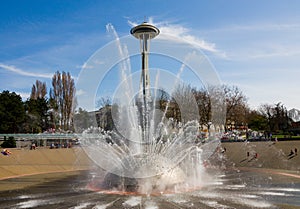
[130,22,160,142]
[130,22,160,101]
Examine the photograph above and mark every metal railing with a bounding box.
[0,133,78,140]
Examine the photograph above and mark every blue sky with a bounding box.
[1,0,300,111]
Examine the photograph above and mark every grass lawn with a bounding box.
[273,134,300,139]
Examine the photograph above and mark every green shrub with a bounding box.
[1,136,16,148]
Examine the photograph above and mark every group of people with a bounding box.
[50,142,72,149]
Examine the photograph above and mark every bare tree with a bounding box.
[259,102,290,132]
[171,84,199,123]
[192,87,211,127]
[97,96,111,108]
[50,71,76,131]
[259,103,273,131]
[223,85,249,129]
[209,85,227,127]
[30,80,47,100]
[156,89,169,108]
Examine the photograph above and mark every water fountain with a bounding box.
[79,22,222,195]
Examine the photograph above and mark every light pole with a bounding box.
[131,22,159,143]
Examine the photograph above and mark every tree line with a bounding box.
[0,72,295,135]
[0,71,75,133]
[75,84,295,136]
[157,84,293,135]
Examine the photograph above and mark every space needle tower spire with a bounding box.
[130,22,160,101]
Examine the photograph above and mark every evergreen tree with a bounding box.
[0,91,25,133]
[24,97,49,133]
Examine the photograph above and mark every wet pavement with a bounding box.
[0,168,299,209]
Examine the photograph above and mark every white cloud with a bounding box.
[128,19,226,57]
[76,63,94,69]
[76,89,86,96]
[247,44,300,60]
[16,91,31,101]
[0,63,52,78]
[159,26,216,51]
[93,59,105,65]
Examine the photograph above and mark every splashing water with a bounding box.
[77,24,224,195]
